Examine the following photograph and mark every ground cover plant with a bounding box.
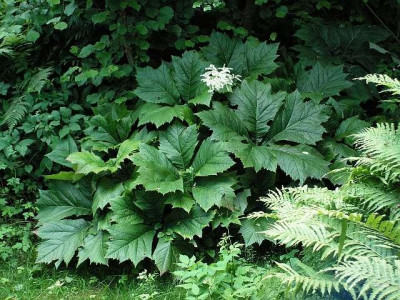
[1,0,400,299]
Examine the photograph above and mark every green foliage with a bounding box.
[261,185,400,299]
[173,235,267,299]
[198,87,330,183]
[297,63,353,102]
[259,80,400,299]
[0,2,398,298]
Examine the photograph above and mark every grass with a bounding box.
[0,249,184,300]
[0,243,285,300]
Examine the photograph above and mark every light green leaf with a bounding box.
[172,51,209,101]
[115,140,140,165]
[54,22,68,30]
[197,102,249,141]
[271,145,329,184]
[77,231,109,266]
[134,64,179,105]
[191,138,235,177]
[230,80,285,142]
[212,210,242,228]
[132,144,183,194]
[36,219,90,267]
[240,218,273,246]
[159,123,198,169]
[64,2,76,16]
[46,136,78,167]
[166,205,215,239]
[153,237,178,274]
[138,103,192,128]
[67,151,110,174]
[91,11,109,24]
[79,44,95,58]
[297,63,353,102]
[93,179,124,211]
[26,29,40,42]
[192,176,236,211]
[188,89,212,106]
[106,224,155,266]
[37,181,91,223]
[44,171,83,181]
[268,90,328,145]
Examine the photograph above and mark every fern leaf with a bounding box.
[354,123,400,183]
[272,260,341,296]
[1,96,30,128]
[333,257,400,300]
[358,74,400,96]
[20,67,53,94]
[344,183,399,219]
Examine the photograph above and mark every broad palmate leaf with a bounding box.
[192,176,236,211]
[268,90,329,145]
[166,205,215,239]
[271,145,329,183]
[106,224,155,266]
[78,230,109,266]
[239,218,273,246]
[191,138,235,177]
[132,143,184,194]
[202,32,279,78]
[153,237,179,274]
[159,123,198,170]
[198,82,329,182]
[36,219,91,267]
[134,64,179,105]
[297,62,353,102]
[172,51,210,102]
[230,80,286,143]
[37,181,92,223]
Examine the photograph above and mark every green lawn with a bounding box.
[0,250,184,300]
[0,247,285,300]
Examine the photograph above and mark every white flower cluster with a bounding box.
[201,64,241,93]
[137,269,156,282]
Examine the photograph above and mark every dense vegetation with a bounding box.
[1,0,399,299]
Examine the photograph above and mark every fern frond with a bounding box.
[358,74,400,96]
[20,67,53,94]
[0,46,13,56]
[262,186,347,215]
[364,214,400,242]
[266,221,337,254]
[343,229,399,261]
[318,212,400,260]
[332,257,400,300]
[353,123,400,183]
[271,260,341,296]
[1,95,30,128]
[344,183,400,220]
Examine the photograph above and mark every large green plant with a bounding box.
[198,86,330,184]
[33,31,338,272]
